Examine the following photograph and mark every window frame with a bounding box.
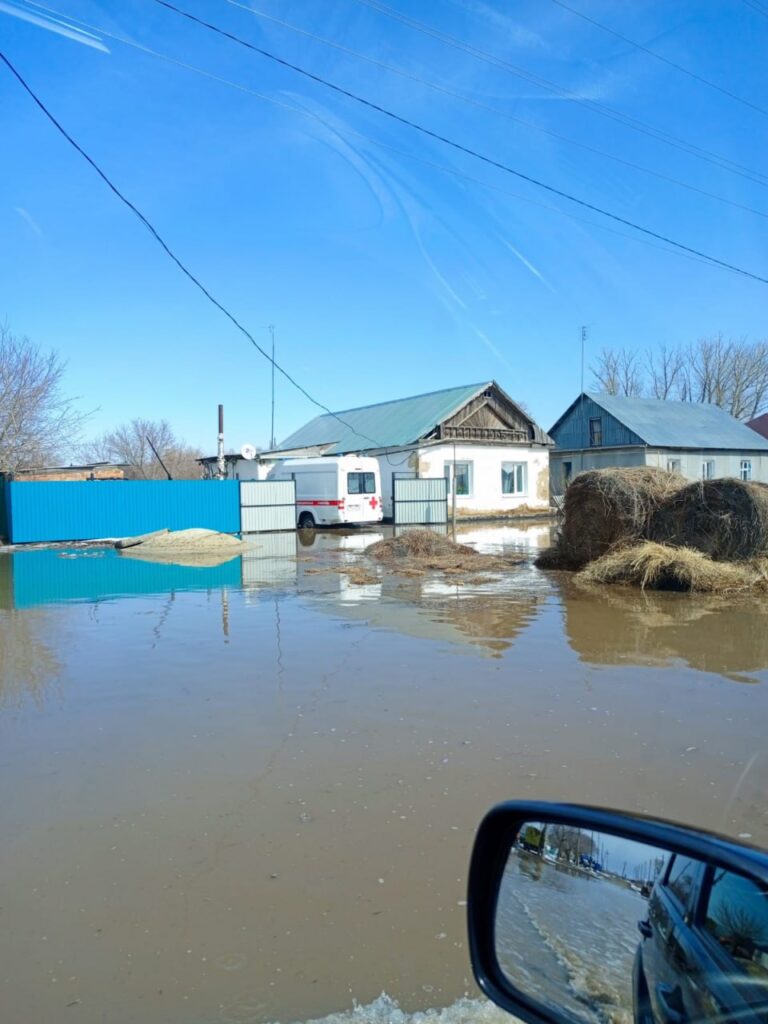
[501,461,527,497]
[696,864,768,981]
[347,471,376,495]
[663,853,704,919]
[589,417,603,447]
[702,459,716,480]
[444,460,473,497]
[740,459,753,482]
[667,458,682,474]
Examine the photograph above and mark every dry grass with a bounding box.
[539,467,684,570]
[650,478,768,561]
[576,541,768,594]
[366,529,524,575]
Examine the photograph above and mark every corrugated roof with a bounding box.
[276,383,489,454]
[585,392,768,450]
[747,412,768,440]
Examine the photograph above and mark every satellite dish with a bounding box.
[240,443,257,461]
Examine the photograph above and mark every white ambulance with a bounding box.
[268,455,384,528]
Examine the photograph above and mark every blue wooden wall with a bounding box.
[550,396,644,450]
[5,480,240,544]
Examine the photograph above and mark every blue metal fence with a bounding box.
[5,480,241,544]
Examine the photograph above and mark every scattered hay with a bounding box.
[538,468,684,570]
[303,565,379,585]
[366,529,522,575]
[576,541,768,594]
[649,478,768,561]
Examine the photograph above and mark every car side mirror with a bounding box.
[467,801,768,1024]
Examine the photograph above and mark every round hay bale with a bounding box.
[650,479,768,561]
[548,467,684,569]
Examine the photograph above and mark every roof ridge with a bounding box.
[324,382,490,418]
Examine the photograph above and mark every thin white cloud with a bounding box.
[449,0,548,50]
[14,206,42,237]
[0,2,110,52]
[471,326,514,371]
[502,239,557,294]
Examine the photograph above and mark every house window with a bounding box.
[667,459,681,473]
[702,459,716,480]
[740,459,752,482]
[501,462,527,495]
[444,461,472,497]
[589,417,603,447]
[563,461,573,487]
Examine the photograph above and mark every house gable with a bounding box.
[549,394,646,450]
[430,384,549,446]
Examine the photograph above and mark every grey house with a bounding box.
[549,392,768,493]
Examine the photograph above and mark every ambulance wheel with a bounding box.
[298,512,316,529]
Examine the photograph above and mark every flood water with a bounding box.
[1,523,767,1024]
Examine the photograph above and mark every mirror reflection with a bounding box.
[496,821,768,1024]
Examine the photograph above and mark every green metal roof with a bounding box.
[276,383,491,454]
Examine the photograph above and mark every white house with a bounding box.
[261,381,553,519]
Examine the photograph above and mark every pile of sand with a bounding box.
[117,528,246,567]
[366,529,524,576]
[576,541,768,594]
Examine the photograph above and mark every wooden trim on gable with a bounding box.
[436,384,533,445]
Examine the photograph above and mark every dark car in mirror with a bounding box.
[466,801,768,1024]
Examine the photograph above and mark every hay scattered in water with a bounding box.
[576,541,768,593]
[367,530,522,575]
[538,467,684,570]
[650,479,768,561]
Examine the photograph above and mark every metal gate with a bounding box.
[240,480,296,533]
[393,477,448,525]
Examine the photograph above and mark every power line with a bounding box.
[217,0,768,221]
[740,0,768,18]
[153,0,768,286]
[350,0,768,187]
[14,2,734,272]
[0,49,387,452]
[546,0,768,117]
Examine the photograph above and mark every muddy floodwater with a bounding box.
[1,523,767,1024]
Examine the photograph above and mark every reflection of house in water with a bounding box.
[563,582,768,681]
[296,529,546,657]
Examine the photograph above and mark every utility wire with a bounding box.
[547,0,768,117]
[0,49,387,452]
[351,0,768,187]
[217,0,768,221]
[14,2,735,272]
[740,0,768,18]
[153,0,768,286]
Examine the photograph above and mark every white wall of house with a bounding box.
[377,443,550,518]
[550,447,768,493]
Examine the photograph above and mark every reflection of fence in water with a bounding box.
[240,533,298,589]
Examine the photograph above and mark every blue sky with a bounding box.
[1,0,766,455]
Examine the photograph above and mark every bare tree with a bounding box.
[83,418,202,480]
[591,348,643,396]
[592,336,768,419]
[0,325,87,473]
[647,345,685,400]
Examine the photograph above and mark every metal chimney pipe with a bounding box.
[217,404,225,479]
